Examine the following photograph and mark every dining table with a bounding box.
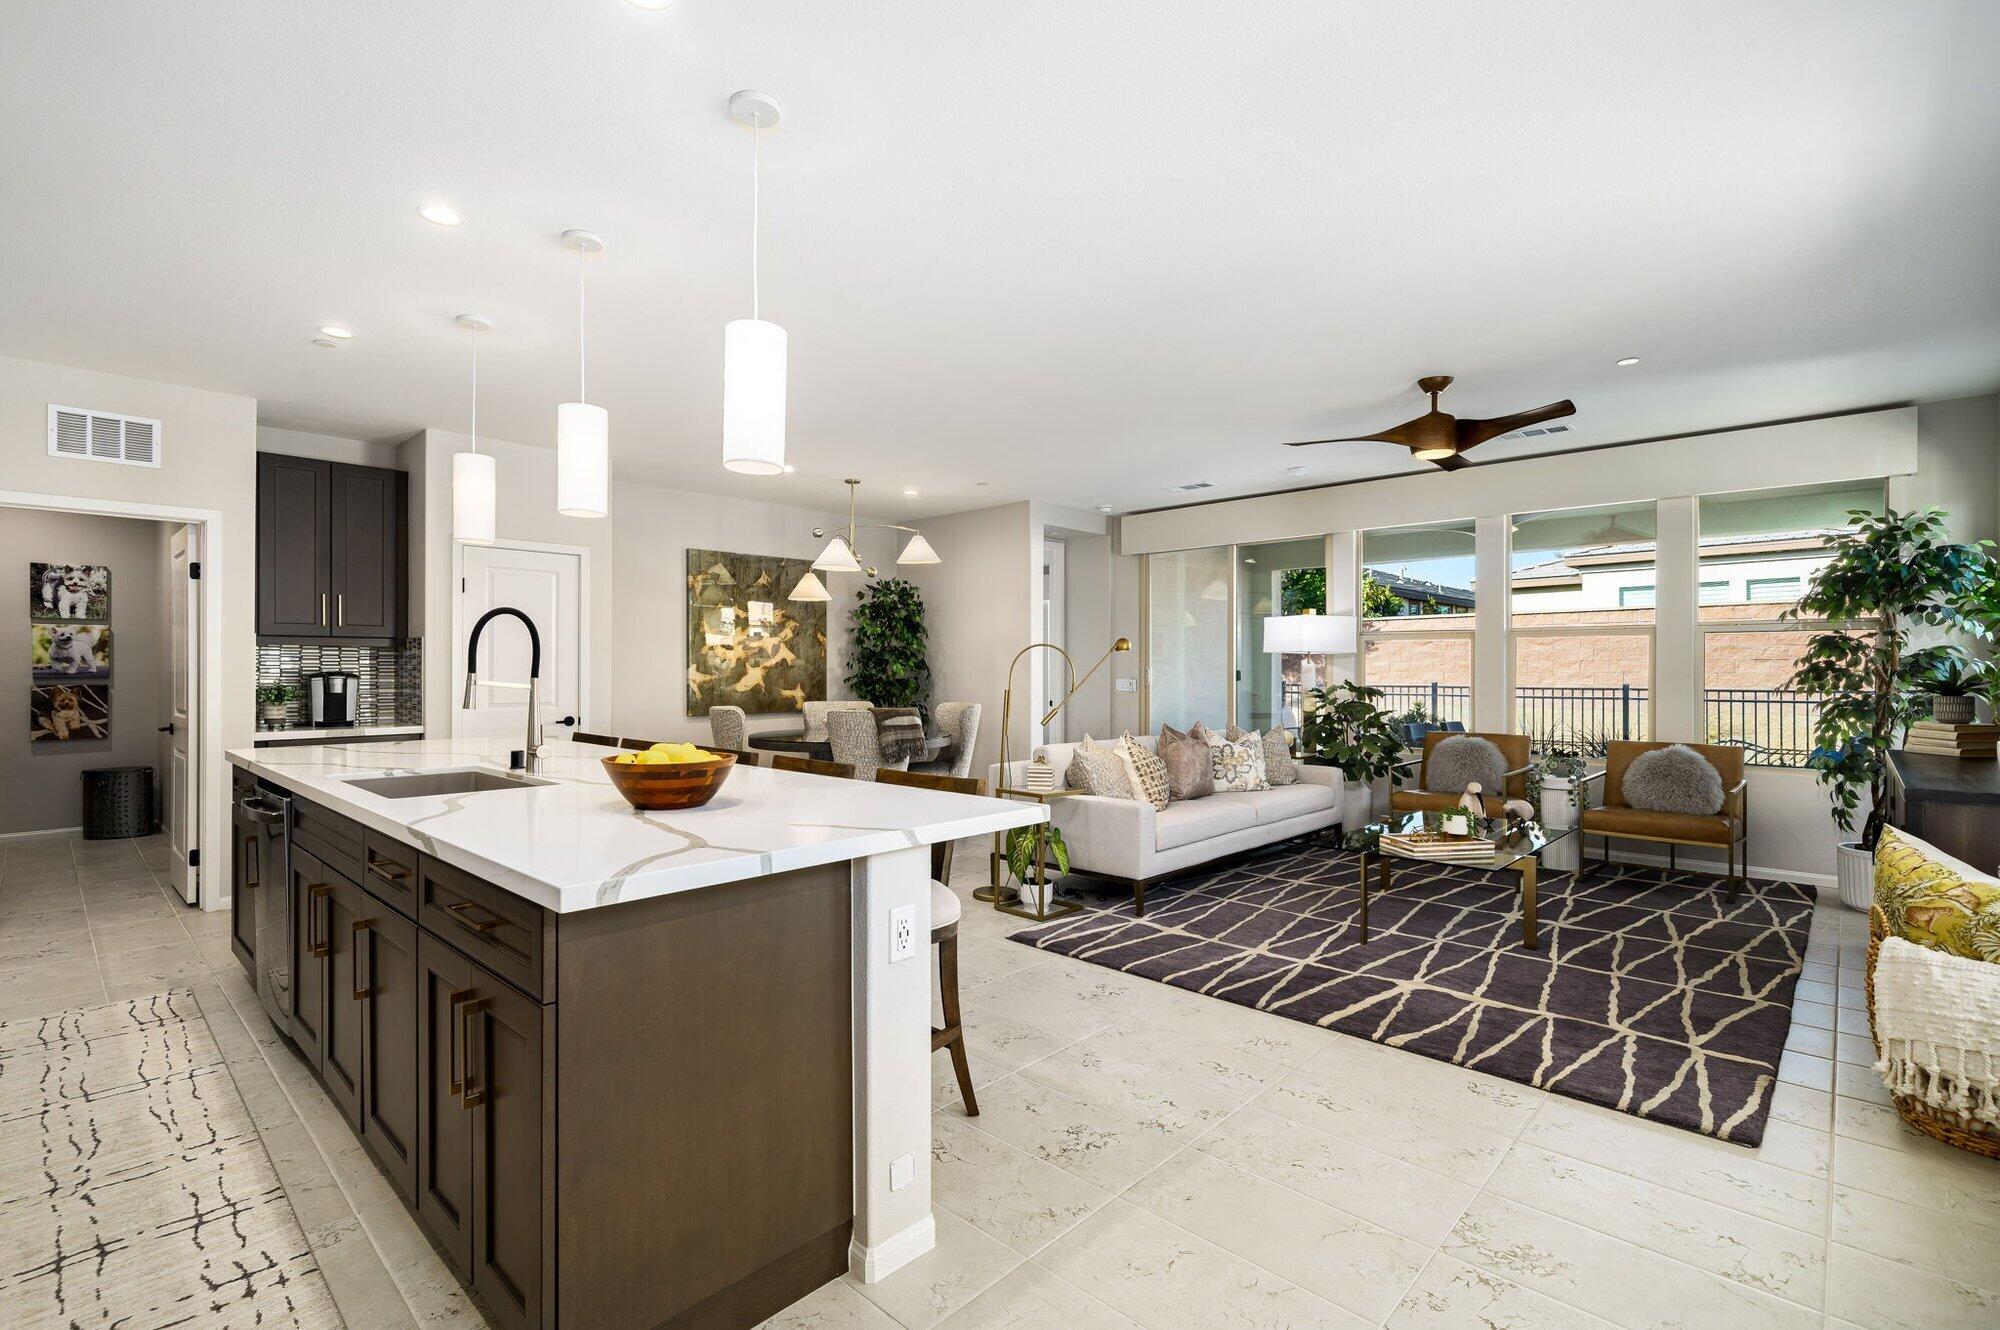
[747,731,953,763]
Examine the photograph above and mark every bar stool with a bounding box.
[876,768,981,1115]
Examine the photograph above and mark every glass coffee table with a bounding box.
[1355,812,1575,950]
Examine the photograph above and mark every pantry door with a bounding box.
[452,543,587,742]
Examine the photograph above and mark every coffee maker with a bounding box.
[308,672,360,727]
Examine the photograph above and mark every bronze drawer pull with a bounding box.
[459,998,490,1110]
[307,884,331,957]
[367,857,412,885]
[445,900,504,934]
[351,919,376,1000]
[447,988,473,1098]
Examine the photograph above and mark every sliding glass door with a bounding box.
[1146,547,1233,733]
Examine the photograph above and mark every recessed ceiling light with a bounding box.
[625,0,672,8]
[317,325,353,340]
[1097,505,1113,513]
[418,203,463,227]
[902,488,918,497]
[781,464,795,473]
[1284,464,1308,477]
[311,338,339,349]
[1615,356,1641,367]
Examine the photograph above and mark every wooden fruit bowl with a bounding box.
[601,749,738,811]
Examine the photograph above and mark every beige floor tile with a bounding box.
[1835,1004,1869,1038]
[1385,1254,1617,1330]
[1130,985,1332,1066]
[1040,1200,1369,1330]
[1790,998,1836,1031]
[1834,1059,1894,1105]
[1194,1104,1475,1247]
[1301,1035,1542,1138]
[1253,1064,1517,1186]
[1833,1184,2000,1295]
[1832,1096,1927,1150]
[1124,1148,1428,1323]
[96,938,210,994]
[355,1195,491,1326]
[0,920,96,968]
[851,1207,1021,1330]
[1444,1193,1820,1330]
[1069,1014,1294,1098]
[1782,1022,1833,1057]
[1777,1047,1834,1091]
[88,912,196,955]
[1793,977,1837,1005]
[1832,1131,2000,1220]
[304,1214,423,1330]
[78,873,167,903]
[961,960,1174,1041]
[0,956,108,1009]
[1766,1080,1832,1131]
[81,890,181,930]
[1833,1030,1877,1067]
[935,1261,1140,1329]
[954,935,1047,985]
[932,1113,1111,1256]
[1016,1042,1243,1140]
[1826,1242,2000,1330]
[960,1075,1183,1192]
[1484,1142,1825,1308]
[766,1276,904,1329]
[0,881,85,917]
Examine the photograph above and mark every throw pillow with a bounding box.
[1425,735,1507,797]
[1065,735,1136,800]
[1189,721,1219,746]
[1875,827,2000,962]
[1156,725,1214,801]
[1119,734,1170,811]
[1622,744,1724,816]
[1209,730,1269,792]
[1230,723,1299,786]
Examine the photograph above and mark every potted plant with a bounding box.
[1917,656,1994,726]
[845,577,932,710]
[1004,823,1070,912]
[1300,680,1409,834]
[1783,506,1998,908]
[256,683,299,728]
[1531,748,1591,871]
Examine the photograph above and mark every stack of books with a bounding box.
[1905,721,1999,759]
[1380,831,1496,862]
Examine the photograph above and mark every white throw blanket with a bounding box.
[1873,935,2000,1127]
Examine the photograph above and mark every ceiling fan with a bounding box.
[1284,375,1576,472]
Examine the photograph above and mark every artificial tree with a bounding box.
[1301,679,1408,835]
[844,577,932,709]
[1783,506,1998,853]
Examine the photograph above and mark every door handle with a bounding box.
[243,835,259,888]
[157,723,175,735]
[459,998,490,1110]
[338,593,345,627]
[351,919,375,1000]
[307,884,331,957]
[447,987,473,1098]
[321,592,328,627]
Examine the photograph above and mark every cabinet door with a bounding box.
[230,807,258,975]
[329,464,403,639]
[289,846,331,1071]
[257,453,330,637]
[321,875,367,1126]
[416,932,476,1277]
[358,907,419,1201]
[468,976,548,1330]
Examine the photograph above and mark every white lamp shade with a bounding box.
[812,535,862,573]
[453,450,497,545]
[556,401,609,517]
[897,532,940,565]
[721,318,787,475]
[1262,612,1356,655]
[788,570,830,602]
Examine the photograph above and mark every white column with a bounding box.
[1473,514,1512,732]
[848,845,935,1282]
[1324,531,1360,686]
[1653,496,1702,740]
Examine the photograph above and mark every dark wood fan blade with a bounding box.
[1453,400,1575,451]
[1430,453,1471,472]
[1281,417,1429,449]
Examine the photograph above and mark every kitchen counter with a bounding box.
[227,735,1043,913]
[253,723,425,745]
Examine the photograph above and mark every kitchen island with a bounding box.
[225,736,1043,1330]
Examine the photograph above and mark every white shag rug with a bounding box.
[0,991,342,1328]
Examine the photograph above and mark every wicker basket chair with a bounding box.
[1865,904,2000,1160]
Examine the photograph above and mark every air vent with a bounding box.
[1514,423,1572,439]
[1163,481,1214,493]
[48,405,161,468]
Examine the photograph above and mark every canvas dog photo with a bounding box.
[32,622,111,681]
[31,683,109,741]
[29,562,111,621]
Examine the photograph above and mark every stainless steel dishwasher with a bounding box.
[239,784,293,1037]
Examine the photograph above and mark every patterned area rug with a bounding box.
[0,992,341,1329]
[1009,841,1816,1144]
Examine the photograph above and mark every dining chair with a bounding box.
[708,705,748,751]
[771,755,857,779]
[572,731,622,747]
[912,702,981,779]
[827,710,909,780]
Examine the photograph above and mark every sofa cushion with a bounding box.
[1157,725,1214,802]
[1622,744,1725,815]
[1875,826,2000,962]
[1155,797,1258,851]
[1580,806,1734,845]
[1425,735,1507,797]
[1239,782,1336,826]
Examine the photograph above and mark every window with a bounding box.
[1510,500,1657,753]
[1699,580,1731,605]
[1698,480,1884,766]
[1361,519,1476,731]
[1145,547,1232,732]
[1235,537,1328,735]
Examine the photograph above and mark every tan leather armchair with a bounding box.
[1578,740,1749,896]
[1389,731,1534,817]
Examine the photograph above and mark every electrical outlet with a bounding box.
[1114,677,1138,692]
[890,904,916,962]
[890,1152,914,1191]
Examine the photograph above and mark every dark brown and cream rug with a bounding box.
[0,991,340,1328]
[1009,841,1816,1145]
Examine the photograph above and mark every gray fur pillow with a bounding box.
[1623,745,1724,815]
[1425,735,1507,796]
[1230,724,1299,786]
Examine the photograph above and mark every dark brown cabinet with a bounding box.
[230,794,259,975]
[416,932,476,1276]
[289,846,332,1071]
[321,876,367,1126]
[357,907,420,1200]
[256,452,406,641]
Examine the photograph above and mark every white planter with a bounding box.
[1016,876,1053,914]
[1339,782,1374,835]
[1835,841,1874,911]
[1438,812,1473,838]
[1539,778,1580,872]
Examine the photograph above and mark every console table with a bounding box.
[1888,750,2000,873]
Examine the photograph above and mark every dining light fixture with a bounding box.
[722,90,787,476]
[556,229,609,518]
[452,314,497,545]
[788,478,942,599]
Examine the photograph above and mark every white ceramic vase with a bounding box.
[1539,778,1581,872]
[1835,841,1874,911]
[1339,781,1374,836]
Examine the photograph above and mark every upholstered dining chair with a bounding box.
[913,702,982,779]
[770,755,856,778]
[827,710,910,780]
[800,699,873,744]
[1388,730,1534,817]
[1579,740,1749,897]
[875,767,985,1116]
[708,705,747,752]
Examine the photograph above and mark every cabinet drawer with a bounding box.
[362,832,419,920]
[292,798,366,883]
[419,857,553,1002]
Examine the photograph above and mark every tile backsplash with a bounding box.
[255,640,422,728]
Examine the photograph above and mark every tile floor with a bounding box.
[5,829,1997,1329]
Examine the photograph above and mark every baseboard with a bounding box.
[849,1213,935,1284]
[0,825,81,841]
[1580,845,1835,890]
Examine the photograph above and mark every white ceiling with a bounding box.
[4,2,1998,520]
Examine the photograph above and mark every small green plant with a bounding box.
[1531,749,1591,812]
[845,577,932,710]
[1005,823,1069,884]
[1918,656,1995,702]
[1300,680,1408,786]
[255,684,302,706]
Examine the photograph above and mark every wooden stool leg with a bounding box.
[933,930,978,1116]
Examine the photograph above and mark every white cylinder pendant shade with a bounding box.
[453,450,497,545]
[897,532,940,565]
[556,401,609,517]
[722,318,787,474]
[787,570,830,602]
[812,534,861,573]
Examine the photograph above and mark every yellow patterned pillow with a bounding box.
[1874,827,2000,962]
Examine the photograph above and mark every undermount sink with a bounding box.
[342,769,553,799]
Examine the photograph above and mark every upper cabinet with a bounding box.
[257,453,407,640]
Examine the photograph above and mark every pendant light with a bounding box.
[791,479,942,600]
[452,314,496,545]
[786,570,830,602]
[556,229,609,518]
[722,90,787,476]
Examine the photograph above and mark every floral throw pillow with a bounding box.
[1230,723,1298,787]
[1876,826,2000,962]
[1208,730,1269,792]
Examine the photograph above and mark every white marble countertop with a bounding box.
[226,736,1044,913]
[253,724,426,743]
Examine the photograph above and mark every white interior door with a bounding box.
[164,524,198,903]
[454,544,585,742]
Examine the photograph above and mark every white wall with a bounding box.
[905,502,1038,778]
[257,424,401,470]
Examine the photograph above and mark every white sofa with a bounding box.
[991,735,1345,915]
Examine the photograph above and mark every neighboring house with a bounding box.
[1508,531,1831,613]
